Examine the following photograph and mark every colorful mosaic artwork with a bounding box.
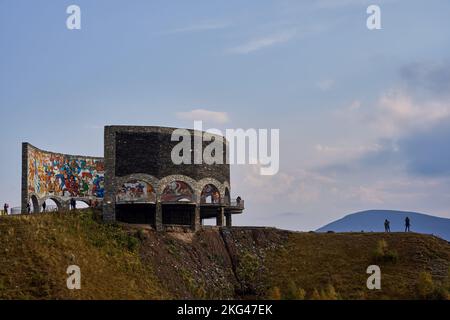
[201,184,221,204]
[27,147,105,199]
[161,181,194,202]
[116,180,156,203]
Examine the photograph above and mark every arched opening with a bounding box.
[200,184,222,225]
[224,188,230,206]
[74,201,90,210]
[115,180,156,225]
[200,184,221,204]
[161,181,195,226]
[42,198,61,212]
[29,195,39,213]
[161,181,195,203]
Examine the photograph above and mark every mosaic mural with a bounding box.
[161,181,194,202]
[201,184,221,204]
[27,147,105,199]
[116,180,156,203]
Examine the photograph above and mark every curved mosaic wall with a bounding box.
[25,144,105,202]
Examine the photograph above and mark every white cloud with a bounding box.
[375,90,450,137]
[239,165,336,205]
[175,109,230,124]
[228,30,296,54]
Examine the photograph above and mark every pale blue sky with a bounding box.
[1,0,450,230]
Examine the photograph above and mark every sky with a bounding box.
[1,0,450,230]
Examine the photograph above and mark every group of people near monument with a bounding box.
[384,217,411,232]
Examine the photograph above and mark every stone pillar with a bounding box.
[103,127,116,223]
[193,204,201,231]
[155,202,163,231]
[21,143,29,214]
[216,207,225,227]
[225,212,232,227]
[60,201,70,212]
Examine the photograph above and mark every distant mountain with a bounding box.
[317,210,450,241]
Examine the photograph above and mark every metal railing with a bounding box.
[11,207,22,214]
[229,199,244,209]
[5,206,59,215]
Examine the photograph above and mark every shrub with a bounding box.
[236,252,260,294]
[416,272,449,300]
[320,284,339,300]
[372,239,398,264]
[417,272,435,299]
[310,288,321,300]
[284,281,306,300]
[267,287,281,300]
[136,229,147,241]
[307,285,339,300]
[126,235,139,252]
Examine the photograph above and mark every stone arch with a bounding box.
[71,197,91,204]
[200,184,221,204]
[71,198,92,209]
[157,175,198,203]
[161,181,195,203]
[115,174,157,204]
[41,196,65,212]
[115,174,159,194]
[197,178,224,204]
[29,193,40,213]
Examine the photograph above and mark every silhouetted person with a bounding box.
[384,219,390,232]
[27,203,31,214]
[3,203,8,215]
[405,217,410,232]
[42,202,46,212]
[236,196,241,206]
[70,198,76,210]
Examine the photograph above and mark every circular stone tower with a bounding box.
[103,126,244,231]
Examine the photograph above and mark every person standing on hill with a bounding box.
[3,203,9,215]
[384,219,390,232]
[405,216,411,232]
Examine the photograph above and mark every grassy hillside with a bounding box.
[0,210,449,300]
[264,232,450,299]
[0,210,168,299]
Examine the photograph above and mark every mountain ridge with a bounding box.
[317,210,450,241]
